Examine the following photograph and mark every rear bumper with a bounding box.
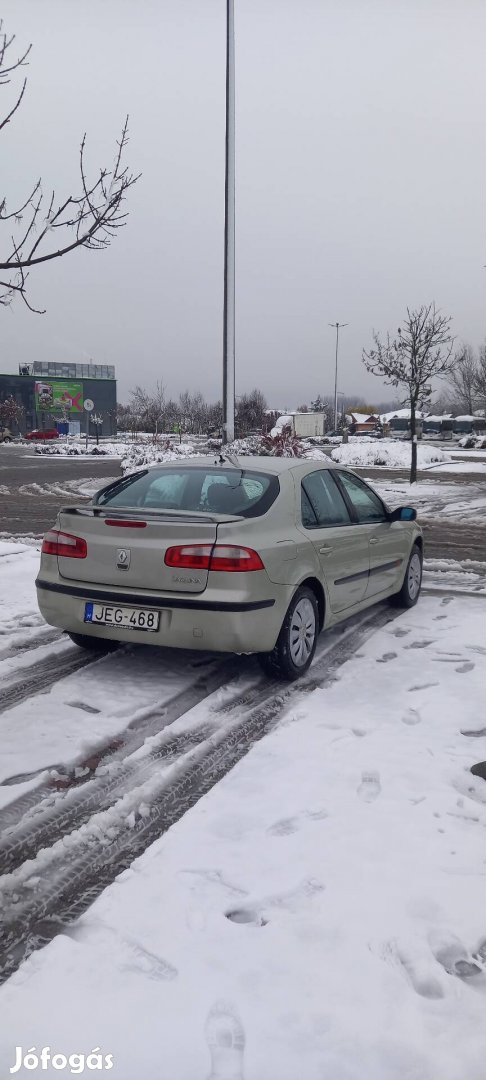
[36,576,288,654]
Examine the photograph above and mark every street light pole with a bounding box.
[222,0,235,445]
[329,322,349,430]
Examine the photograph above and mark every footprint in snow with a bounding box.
[357,771,381,802]
[305,807,329,821]
[434,615,447,621]
[408,682,440,693]
[376,652,397,663]
[205,1001,246,1080]
[63,921,178,982]
[390,627,411,638]
[429,930,482,980]
[396,944,444,999]
[226,879,325,927]
[67,700,101,714]
[405,640,434,650]
[441,597,455,606]
[402,708,422,726]
[456,661,475,674]
[268,817,299,837]
[467,645,486,656]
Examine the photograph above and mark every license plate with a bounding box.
[84,602,160,632]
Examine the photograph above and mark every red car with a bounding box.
[25,428,60,440]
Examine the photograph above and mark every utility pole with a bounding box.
[222,0,235,445]
[329,322,348,430]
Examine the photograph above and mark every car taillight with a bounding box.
[164,544,264,572]
[41,529,87,559]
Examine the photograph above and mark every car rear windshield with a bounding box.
[95,466,280,518]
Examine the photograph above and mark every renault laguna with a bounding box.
[36,456,422,680]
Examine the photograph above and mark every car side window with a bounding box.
[336,472,387,523]
[301,471,351,529]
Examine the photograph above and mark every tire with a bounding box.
[258,585,319,681]
[2,437,11,444]
[391,544,423,608]
[67,632,118,653]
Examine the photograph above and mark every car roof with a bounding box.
[142,455,338,475]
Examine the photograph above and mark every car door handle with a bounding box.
[369,537,380,545]
[319,545,333,555]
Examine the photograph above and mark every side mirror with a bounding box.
[389,506,417,522]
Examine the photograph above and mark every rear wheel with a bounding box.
[391,544,422,608]
[2,436,11,443]
[258,585,318,681]
[67,632,118,653]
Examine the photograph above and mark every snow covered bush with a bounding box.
[35,443,111,456]
[225,435,267,456]
[331,441,451,469]
[121,439,197,474]
[226,429,304,457]
[458,435,486,449]
[261,426,304,457]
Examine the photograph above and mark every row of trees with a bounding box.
[117,385,270,438]
[116,328,486,459]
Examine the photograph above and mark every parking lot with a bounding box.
[2,443,486,561]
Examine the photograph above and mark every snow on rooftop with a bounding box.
[381,408,425,421]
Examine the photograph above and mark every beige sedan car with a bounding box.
[36,456,423,680]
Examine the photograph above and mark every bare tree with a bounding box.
[363,304,454,482]
[130,382,166,437]
[236,388,267,435]
[178,390,209,435]
[90,413,104,445]
[473,343,486,412]
[0,22,139,312]
[0,393,24,432]
[447,344,479,415]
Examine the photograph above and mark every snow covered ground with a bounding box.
[424,460,486,474]
[0,477,115,501]
[362,476,486,524]
[1,590,486,1079]
[1,450,486,1080]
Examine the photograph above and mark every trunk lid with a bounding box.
[56,507,240,593]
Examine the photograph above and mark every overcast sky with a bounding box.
[2,0,486,408]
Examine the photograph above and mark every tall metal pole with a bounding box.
[222,0,235,445]
[329,322,348,429]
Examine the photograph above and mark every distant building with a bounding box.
[347,412,381,433]
[0,363,117,435]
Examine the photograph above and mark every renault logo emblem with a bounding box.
[117,548,131,570]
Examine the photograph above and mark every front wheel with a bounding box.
[391,544,422,608]
[67,632,118,653]
[258,585,319,681]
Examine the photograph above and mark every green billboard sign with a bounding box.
[35,380,83,414]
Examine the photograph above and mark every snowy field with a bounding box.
[1,536,486,1077]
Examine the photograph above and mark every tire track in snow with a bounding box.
[0,627,62,664]
[0,604,395,984]
[0,647,97,715]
